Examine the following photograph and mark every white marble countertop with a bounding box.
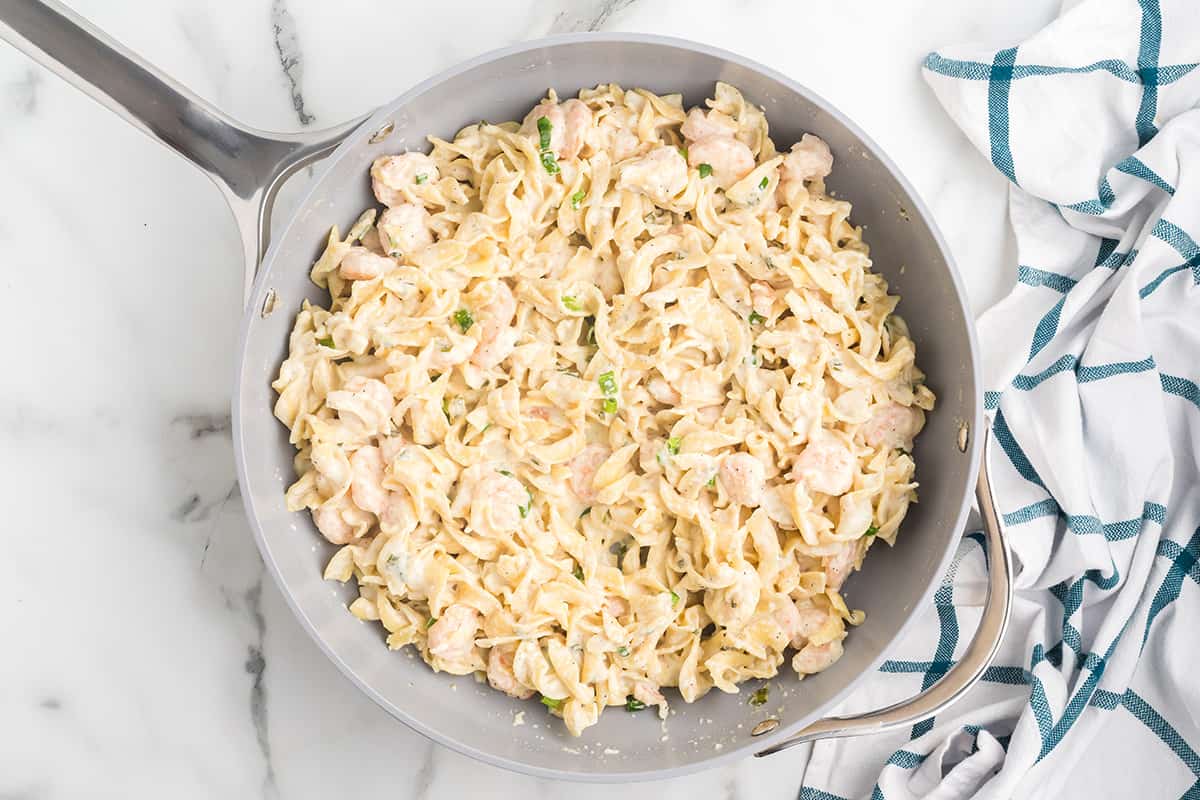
[0,1,1060,797]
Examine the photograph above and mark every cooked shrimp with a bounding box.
[612,129,641,161]
[378,203,434,259]
[349,445,386,514]
[617,145,688,205]
[569,444,611,502]
[719,452,766,507]
[427,603,481,670]
[780,134,833,186]
[453,464,528,534]
[860,402,924,449]
[791,434,855,496]
[426,337,475,371]
[339,246,393,281]
[680,107,736,142]
[773,599,833,648]
[824,540,861,591]
[520,98,592,160]
[371,152,439,207]
[469,280,518,369]
[487,645,533,699]
[312,504,353,544]
[792,638,844,675]
[704,564,760,628]
[687,135,754,189]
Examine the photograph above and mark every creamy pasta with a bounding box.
[272,82,935,736]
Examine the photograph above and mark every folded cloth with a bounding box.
[797,1,1200,797]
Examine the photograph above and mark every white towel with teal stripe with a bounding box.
[796,1,1200,798]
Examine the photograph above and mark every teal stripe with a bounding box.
[1003,498,1165,541]
[985,390,1002,410]
[1012,354,1077,390]
[1161,373,1200,410]
[924,53,1197,84]
[988,47,1019,181]
[1018,265,1077,292]
[1152,218,1200,260]
[1135,0,1163,146]
[1077,357,1156,381]
[1143,531,1200,648]
[1115,156,1175,195]
[992,409,1046,489]
[1028,296,1066,361]
[886,750,927,769]
[1003,498,1060,526]
[1140,263,1193,298]
[1064,177,1116,215]
[800,789,850,800]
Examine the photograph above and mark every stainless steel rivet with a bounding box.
[751,718,779,737]
[957,420,970,453]
[369,120,395,144]
[260,288,278,318]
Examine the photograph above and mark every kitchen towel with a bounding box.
[797,0,1200,797]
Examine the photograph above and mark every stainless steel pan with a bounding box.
[1,0,1012,781]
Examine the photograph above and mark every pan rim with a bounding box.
[231,30,984,782]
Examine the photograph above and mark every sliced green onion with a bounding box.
[573,564,584,581]
[598,371,618,397]
[316,336,336,348]
[669,590,680,607]
[584,316,597,347]
[602,398,618,415]
[541,695,565,711]
[666,436,681,456]
[537,116,553,151]
[625,696,647,712]
[677,145,688,161]
[865,524,879,538]
[616,645,630,657]
[580,507,592,517]
[749,311,766,325]
[561,295,582,312]
[425,617,437,629]
[540,150,560,175]
[698,163,713,179]
[707,476,716,487]
[415,173,429,185]
[571,189,586,209]
[749,686,769,707]
[453,308,474,332]
[497,469,515,477]
[519,486,534,518]
[758,175,769,190]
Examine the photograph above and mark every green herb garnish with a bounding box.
[616,646,630,657]
[625,696,647,712]
[442,397,452,422]
[707,476,716,487]
[571,189,586,209]
[666,436,681,456]
[573,564,584,581]
[698,163,713,179]
[541,696,565,711]
[669,590,680,607]
[580,507,592,517]
[749,686,769,706]
[748,311,766,325]
[537,116,553,151]
[497,469,515,477]
[453,308,474,332]
[316,336,335,348]
[415,173,429,185]
[519,486,534,518]
[601,398,618,415]
[561,295,582,312]
[540,151,560,175]
[865,525,879,538]
[758,176,769,190]
[677,145,688,161]
[598,371,618,396]
[425,617,437,629]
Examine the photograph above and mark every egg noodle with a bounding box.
[272,83,934,735]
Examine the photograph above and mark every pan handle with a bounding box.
[754,429,1012,757]
[0,0,364,300]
